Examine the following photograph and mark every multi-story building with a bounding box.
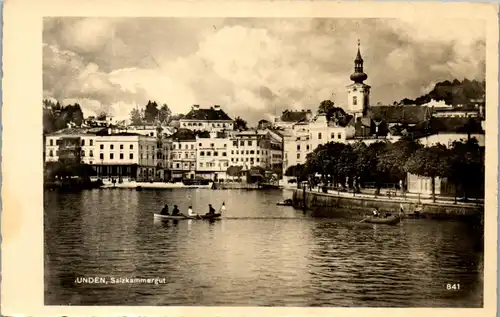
[196,131,231,181]
[180,105,234,131]
[45,127,157,181]
[94,133,157,181]
[229,129,283,171]
[169,128,197,180]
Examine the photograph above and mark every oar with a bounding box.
[358,217,369,223]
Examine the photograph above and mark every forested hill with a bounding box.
[397,79,485,107]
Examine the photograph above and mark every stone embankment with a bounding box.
[292,189,484,222]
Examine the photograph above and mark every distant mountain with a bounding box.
[397,78,485,107]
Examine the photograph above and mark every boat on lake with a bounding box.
[153,213,222,220]
[361,214,402,225]
[276,199,293,206]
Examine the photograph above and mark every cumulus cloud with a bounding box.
[43,17,486,123]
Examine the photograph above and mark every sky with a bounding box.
[43,17,486,124]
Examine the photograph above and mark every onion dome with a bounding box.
[350,40,368,83]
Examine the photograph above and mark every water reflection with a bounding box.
[44,189,482,307]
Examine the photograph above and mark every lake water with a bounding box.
[44,188,483,307]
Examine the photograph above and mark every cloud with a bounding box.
[43,17,486,123]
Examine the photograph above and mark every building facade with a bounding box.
[168,129,197,180]
[196,131,231,180]
[179,105,234,131]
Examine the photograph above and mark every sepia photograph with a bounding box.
[2,1,498,316]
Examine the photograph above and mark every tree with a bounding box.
[158,104,171,123]
[234,117,248,130]
[317,100,337,120]
[404,144,451,202]
[129,108,143,125]
[377,136,423,189]
[97,111,108,121]
[257,119,272,130]
[144,101,159,123]
[448,138,484,201]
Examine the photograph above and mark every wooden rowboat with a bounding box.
[153,213,222,220]
[363,215,402,225]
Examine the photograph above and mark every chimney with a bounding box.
[192,104,200,110]
[214,105,221,111]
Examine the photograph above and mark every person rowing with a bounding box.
[160,204,169,215]
[206,204,216,215]
[372,208,380,218]
[187,206,198,217]
[172,205,180,216]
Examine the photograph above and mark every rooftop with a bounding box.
[369,106,431,124]
[410,117,484,138]
[183,106,233,121]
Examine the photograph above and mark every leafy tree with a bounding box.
[377,136,423,189]
[234,116,248,130]
[257,119,272,130]
[97,111,108,121]
[159,104,171,123]
[129,108,143,125]
[448,138,484,201]
[144,101,159,123]
[404,144,451,202]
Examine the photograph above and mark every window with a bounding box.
[222,152,227,157]
[49,139,53,146]
[200,163,204,167]
[297,153,300,159]
[331,133,335,139]
[236,158,239,162]
[257,158,260,162]
[246,150,249,155]
[210,143,214,147]
[233,141,237,146]
[90,139,94,146]
[110,153,114,160]
[81,139,85,146]
[231,158,234,162]
[236,150,239,154]
[224,144,227,147]
[100,144,104,150]
[246,158,249,162]
[120,144,124,150]
[338,133,342,139]
[250,157,254,162]
[306,145,310,151]
[207,152,211,156]
[199,143,202,146]
[110,144,114,150]
[176,163,180,168]
[191,144,194,149]
[248,141,252,146]
[240,141,244,146]
[147,154,149,159]
[120,153,124,159]
[257,150,260,154]
[185,144,189,149]
[297,145,300,151]
[224,162,228,167]
[81,150,85,157]
[141,154,143,159]
[100,153,104,160]
[49,150,53,157]
[89,150,94,157]
[129,144,133,150]
[200,151,205,156]
[214,152,218,156]
[250,150,254,154]
[318,133,322,139]
[172,144,176,150]
[353,96,357,105]
[231,150,234,154]
[130,153,133,159]
[185,153,188,158]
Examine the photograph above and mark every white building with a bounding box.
[168,128,197,179]
[196,131,231,181]
[45,128,157,181]
[229,129,283,172]
[179,105,234,131]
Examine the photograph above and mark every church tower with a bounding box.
[346,40,371,119]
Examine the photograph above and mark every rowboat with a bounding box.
[362,215,402,225]
[153,213,222,220]
[276,199,293,206]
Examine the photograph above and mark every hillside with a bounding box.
[397,78,485,107]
